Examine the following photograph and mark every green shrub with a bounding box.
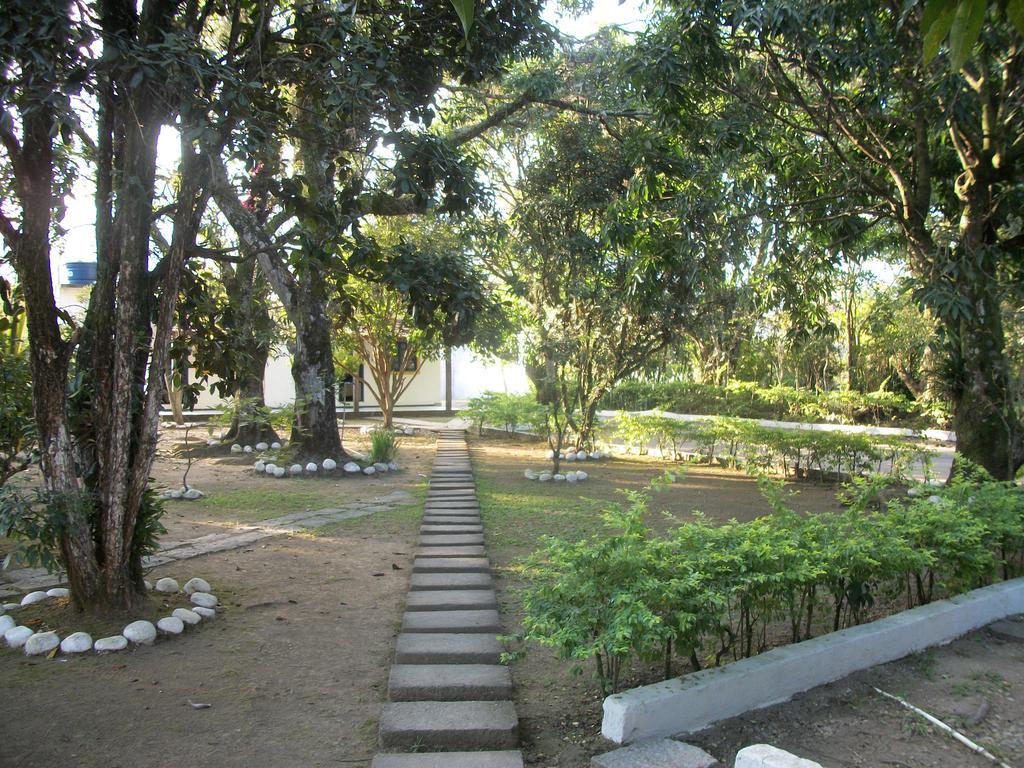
[518,465,1024,693]
[463,391,549,437]
[0,346,34,481]
[368,426,400,463]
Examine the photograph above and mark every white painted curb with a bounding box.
[602,577,1024,744]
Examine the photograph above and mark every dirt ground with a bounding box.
[0,424,433,768]
[468,435,1024,768]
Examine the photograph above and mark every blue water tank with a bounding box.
[65,261,97,286]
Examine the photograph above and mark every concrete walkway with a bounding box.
[373,430,522,768]
[0,489,412,600]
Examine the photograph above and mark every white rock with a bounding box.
[344,462,361,473]
[157,616,184,635]
[190,592,218,608]
[265,463,277,475]
[0,615,15,633]
[145,580,153,591]
[182,488,204,500]
[545,450,555,459]
[590,451,602,460]
[207,438,220,447]
[21,591,49,606]
[403,427,415,435]
[25,631,60,656]
[270,441,282,450]
[524,469,538,480]
[255,442,269,451]
[46,587,70,599]
[575,452,587,461]
[183,577,211,595]
[3,602,20,611]
[322,458,337,471]
[735,744,822,768]
[230,443,243,453]
[388,462,399,471]
[576,470,588,481]
[927,494,943,504]
[306,462,318,473]
[5,625,33,648]
[123,620,157,645]
[273,466,286,478]
[374,462,389,472]
[255,460,266,473]
[908,486,923,496]
[192,606,216,620]
[243,445,253,453]
[566,472,578,483]
[93,635,128,652]
[154,577,179,594]
[538,472,552,482]
[60,632,93,654]
[172,608,201,626]
[363,466,376,475]
[288,463,302,475]
[565,453,576,462]
[553,473,566,482]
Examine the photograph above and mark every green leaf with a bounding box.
[922,0,957,63]
[450,0,475,39]
[948,0,985,69]
[1007,0,1024,36]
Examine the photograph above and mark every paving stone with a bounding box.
[394,633,502,664]
[413,557,490,573]
[379,701,518,750]
[371,751,523,768]
[420,525,484,536]
[406,590,498,611]
[402,609,500,633]
[423,508,481,516]
[414,546,487,559]
[410,572,492,590]
[734,744,821,768]
[388,664,512,701]
[424,504,481,512]
[422,516,481,526]
[417,534,485,547]
[591,739,718,768]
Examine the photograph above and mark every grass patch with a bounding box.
[313,480,428,537]
[190,486,344,524]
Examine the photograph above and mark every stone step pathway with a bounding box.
[374,430,522,768]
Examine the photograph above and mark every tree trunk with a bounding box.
[290,300,344,460]
[225,360,278,446]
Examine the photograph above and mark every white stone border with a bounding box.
[602,577,1024,744]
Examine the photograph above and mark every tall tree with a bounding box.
[639,0,1024,478]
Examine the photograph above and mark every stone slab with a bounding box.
[988,615,1024,641]
[402,609,501,633]
[379,700,518,750]
[406,590,498,611]
[417,535,485,547]
[394,633,502,664]
[413,557,490,573]
[422,517,482,526]
[591,739,718,768]
[410,572,493,590]
[423,508,481,517]
[734,745,821,768]
[414,546,487,559]
[371,752,523,768]
[388,664,513,701]
[420,525,484,535]
[602,577,1024,744]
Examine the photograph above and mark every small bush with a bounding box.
[369,426,400,463]
[462,391,549,437]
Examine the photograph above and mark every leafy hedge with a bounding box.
[600,380,950,429]
[463,391,549,437]
[518,466,1024,694]
[612,412,931,482]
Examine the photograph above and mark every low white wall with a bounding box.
[602,577,1024,744]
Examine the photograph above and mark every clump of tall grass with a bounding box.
[369,427,399,463]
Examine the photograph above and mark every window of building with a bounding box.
[392,340,417,372]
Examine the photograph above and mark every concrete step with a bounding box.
[422,516,481,526]
[417,534,485,547]
[406,589,497,611]
[372,752,523,768]
[379,701,519,750]
[420,525,483,535]
[388,664,513,701]
[410,572,492,590]
[424,503,481,512]
[394,633,502,664]
[426,495,478,502]
[413,556,490,572]
[414,546,487,559]
[422,508,481,517]
[402,609,501,633]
